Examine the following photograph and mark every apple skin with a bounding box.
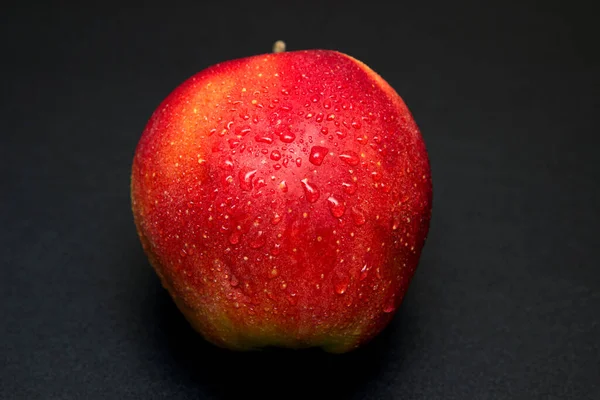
[131,50,432,353]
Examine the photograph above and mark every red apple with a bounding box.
[131,46,432,353]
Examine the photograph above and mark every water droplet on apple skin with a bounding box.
[392,213,401,230]
[351,207,366,226]
[383,295,396,313]
[270,150,281,161]
[271,213,282,225]
[229,231,241,245]
[342,181,358,195]
[327,195,345,218]
[300,178,320,203]
[308,146,329,166]
[279,180,288,192]
[335,280,349,295]
[360,264,369,280]
[249,231,266,249]
[339,150,360,166]
[228,138,240,149]
[221,156,234,170]
[255,134,274,144]
[239,168,257,191]
[280,132,296,143]
[270,242,282,255]
[371,170,382,182]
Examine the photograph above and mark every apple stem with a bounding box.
[272,40,286,53]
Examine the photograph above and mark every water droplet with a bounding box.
[280,132,296,143]
[335,130,347,139]
[270,150,281,161]
[320,127,328,135]
[351,206,366,226]
[271,242,281,255]
[300,178,320,203]
[255,178,267,190]
[274,163,282,170]
[356,135,368,145]
[392,214,400,230]
[287,293,298,305]
[271,213,282,225]
[371,170,382,182]
[250,231,266,249]
[239,168,257,191]
[383,296,395,313]
[222,156,234,170]
[228,138,241,148]
[311,94,320,103]
[342,181,357,195]
[360,264,369,280]
[335,280,349,295]
[309,146,329,166]
[295,158,302,167]
[339,151,360,166]
[229,231,241,244]
[315,113,324,123]
[351,121,361,129]
[255,134,274,144]
[327,195,346,218]
[230,275,239,287]
[326,113,335,121]
[279,180,288,192]
[323,99,331,109]
[235,124,251,136]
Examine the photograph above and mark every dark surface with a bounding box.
[2,2,599,399]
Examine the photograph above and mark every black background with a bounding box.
[2,1,599,399]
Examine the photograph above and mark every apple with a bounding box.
[131,43,432,353]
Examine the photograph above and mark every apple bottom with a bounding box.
[169,286,396,353]
[141,240,413,353]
